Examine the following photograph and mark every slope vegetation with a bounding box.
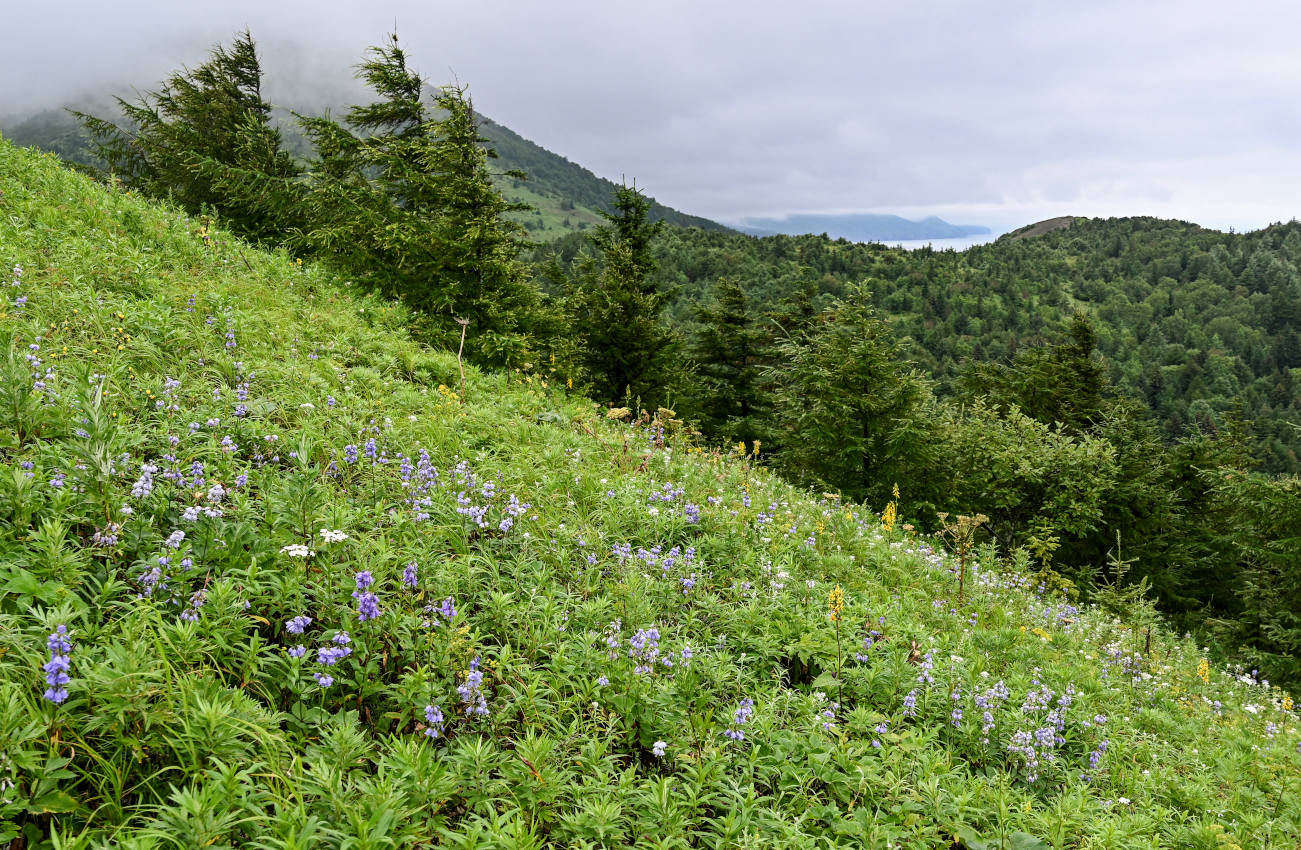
[1,139,1298,848]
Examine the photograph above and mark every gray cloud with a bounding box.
[4,0,1300,233]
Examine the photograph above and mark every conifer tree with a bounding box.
[690,277,769,443]
[293,35,543,365]
[564,185,677,405]
[769,285,935,504]
[75,29,298,243]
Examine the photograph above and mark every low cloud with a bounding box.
[4,0,1299,232]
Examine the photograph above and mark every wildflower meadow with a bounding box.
[0,138,1298,848]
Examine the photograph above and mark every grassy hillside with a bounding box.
[1,137,1299,848]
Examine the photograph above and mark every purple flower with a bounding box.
[286,615,312,635]
[357,592,381,621]
[458,657,490,717]
[438,596,457,621]
[724,697,755,740]
[313,673,334,688]
[652,741,667,757]
[423,704,446,738]
[43,625,72,704]
[287,645,307,658]
[903,689,919,717]
[403,561,418,588]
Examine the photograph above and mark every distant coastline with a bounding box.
[736,212,991,243]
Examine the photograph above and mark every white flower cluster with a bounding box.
[280,544,314,558]
[319,528,349,544]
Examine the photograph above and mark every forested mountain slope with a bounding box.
[566,216,1301,473]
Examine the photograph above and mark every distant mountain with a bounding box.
[737,212,989,242]
[0,100,732,241]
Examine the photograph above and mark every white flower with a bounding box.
[1117,797,1131,806]
[1244,704,1261,714]
[299,402,315,409]
[652,741,667,757]
[318,528,349,544]
[280,544,314,558]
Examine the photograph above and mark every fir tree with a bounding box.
[292,35,543,365]
[564,185,677,405]
[690,277,769,443]
[769,285,935,504]
[75,29,298,243]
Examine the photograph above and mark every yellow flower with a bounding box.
[828,585,845,622]
[1197,658,1211,684]
[881,501,897,532]
[1283,695,1294,712]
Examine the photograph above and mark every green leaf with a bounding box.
[28,791,78,814]
[952,825,991,850]
[1009,833,1052,850]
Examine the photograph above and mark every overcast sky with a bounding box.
[4,0,1300,233]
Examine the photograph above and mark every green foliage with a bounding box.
[562,186,679,406]
[769,286,937,506]
[292,36,546,367]
[1211,470,1301,682]
[2,107,1301,849]
[687,277,771,444]
[73,29,300,243]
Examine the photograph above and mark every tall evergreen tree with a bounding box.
[689,277,769,443]
[769,285,936,504]
[293,35,543,364]
[564,185,677,405]
[75,29,298,243]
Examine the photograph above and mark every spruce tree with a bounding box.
[769,285,935,504]
[293,36,543,365]
[565,185,677,405]
[75,29,298,243]
[690,277,769,443]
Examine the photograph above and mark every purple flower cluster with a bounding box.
[286,615,312,635]
[629,627,662,674]
[903,688,919,718]
[179,589,206,623]
[317,631,352,666]
[724,698,754,741]
[820,702,838,732]
[458,657,490,717]
[917,649,936,685]
[975,680,1011,743]
[43,625,72,704]
[403,561,419,588]
[423,704,446,738]
[353,571,381,622]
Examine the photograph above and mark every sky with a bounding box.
[4,0,1300,234]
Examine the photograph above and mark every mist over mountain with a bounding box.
[737,212,991,242]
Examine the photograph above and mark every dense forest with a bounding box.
[9,29,1300,689]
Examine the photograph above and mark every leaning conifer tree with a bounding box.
[75,29,299,243]
[293,35,543,365]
